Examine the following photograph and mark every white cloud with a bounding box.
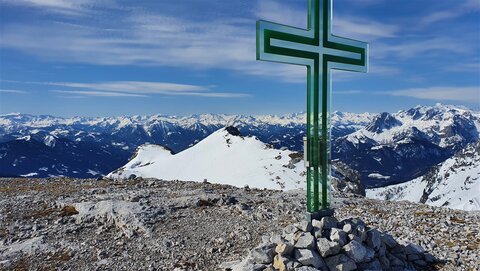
[1,0,477,85]
[0,15,261,76]
[387,86,480,103]
[333,16,399,40]
[420,0,480,26]
[0,0,103,15]
[0,1,402,83]
[50,90,147,97]
[254,0,307,29]
[0,89,28,94]
[445,61,480,73]
[20,80,250,98]
[255,1,398,40]
[372,37,470,60]
[45,81,208,94]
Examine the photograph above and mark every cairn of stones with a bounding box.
[227,216,438,271]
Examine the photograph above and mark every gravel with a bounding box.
[0,177,479,270]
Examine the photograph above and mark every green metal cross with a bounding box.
[256,0,368,218]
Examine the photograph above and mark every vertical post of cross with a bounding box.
[256,0,368,220]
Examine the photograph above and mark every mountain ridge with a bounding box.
[108,126,365,195]
[1,104,478,189]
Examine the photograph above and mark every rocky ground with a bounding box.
[0,178,478,271]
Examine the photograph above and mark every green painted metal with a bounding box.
[256,0,368,213]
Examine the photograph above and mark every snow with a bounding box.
[20,172,38,177]
[108,128,306,190]
[0,111,376,138]
[368,173,390,180]
[367,142,480,211]
[16,135,31,141]
[345,104,480,148]
[87,169,101,176]
[43,135,56,147]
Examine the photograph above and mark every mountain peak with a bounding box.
[225,126,241,136]
[365,112,402,133]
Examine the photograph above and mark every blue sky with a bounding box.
[0,0,479,117]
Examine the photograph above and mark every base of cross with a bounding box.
[305,208,334,222]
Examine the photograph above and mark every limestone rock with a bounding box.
[330,228,348,247]
[294,232,315,249]
[342,223,353,234]
[320,216,338,230]
[296,221,313,232]
[380,234,398,248]
[357,259,382,271]
[273,255,291,271]
[366,229,381,251]
[343,240,367,263]
[275,242,294,256]
[250,243,275,264]
[294,249,324,269]
[317,237,341,258]
[325,254,357,271]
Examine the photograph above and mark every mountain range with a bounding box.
[1,104,479,190]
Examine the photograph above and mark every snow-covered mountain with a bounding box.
[108,127,305,190]
[334,104,480,187]
[0,111,373,178]
[108,127,364,194]
[366,141,480,211]
[0,111,373,151]
[1,104,478,185]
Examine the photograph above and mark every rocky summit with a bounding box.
[0,178,479,271]
[223,217,438,271]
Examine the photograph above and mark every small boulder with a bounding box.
[342,223,353,234]
[296,221,313,232]
[380,234,398,248]
[405,243,425,255]
[283,224,298,235]
[320,216,338,230]
[273,255,292,271]
[250,244,275,264]
[343,240,367,263]
[317,237,341,258]
[294,232,315,249]
[294,249,324,269]
[330,228,348,246]
[275,242,294,256]
[325,254,357,271]
[366,229,381,251]
[357,259,382,271]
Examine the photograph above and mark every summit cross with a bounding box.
[256,0,369,219]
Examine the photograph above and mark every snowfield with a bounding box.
[108,128,305,190]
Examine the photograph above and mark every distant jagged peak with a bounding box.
[365,112,402,133]
[396,103,476,121]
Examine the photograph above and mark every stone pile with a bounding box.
[225,216,438,271]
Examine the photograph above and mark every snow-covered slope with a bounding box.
[108,127,364,193]
[366,141,480,211]
[108,127,305,190]
[335,104,480,187]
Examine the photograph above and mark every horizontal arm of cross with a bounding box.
[256,20,368,73]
